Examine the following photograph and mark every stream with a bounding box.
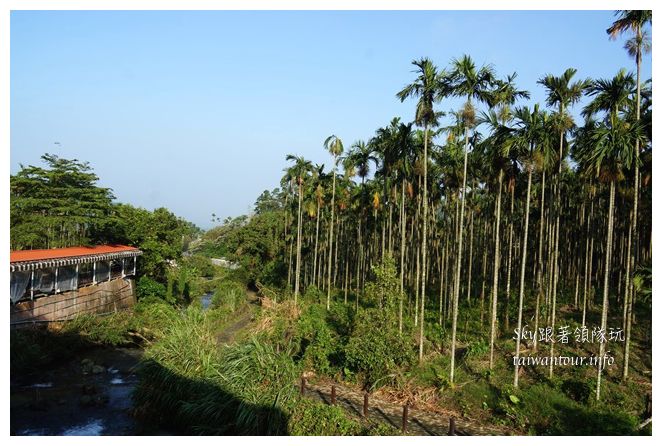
[11,347,145,435]
[201,291,213,310]
[11,292,215,436]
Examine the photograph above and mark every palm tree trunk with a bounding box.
[582,196,593,327]
[624,25,643,381]
[549,211,560,379]
[480,233,488,331]
[533,170,546,352]
[327,166,337,310]
[505,186,515,331]
[419,126,429,363]
[489,169,504,369]
[622,211,633,379]
[313,200,321,287]
[514,166,533,387]
[596,180,616,401]
[466,207,474,305]
[450,125,470,381]
[294,182,303,303]
[414,175,422,327]
[399,180,406,334]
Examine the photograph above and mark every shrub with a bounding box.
[344,309,414,388]
[288,399,401,436]
[465,339,489,358]
[561,379,593,404]
[296,304,338,374]
[364,254,399,311]
[289,399,362,435]
[136,275,167,301]
[302,285,324,304]
[185,255,215,278]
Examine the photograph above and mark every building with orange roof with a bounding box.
[10,244,142,325]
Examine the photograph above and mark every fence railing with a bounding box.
[299,375,460,435]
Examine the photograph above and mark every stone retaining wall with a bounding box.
[10,277,136,326]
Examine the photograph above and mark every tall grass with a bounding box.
[133,306,300,434]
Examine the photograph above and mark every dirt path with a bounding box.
[215,289,260,346]
[304,380,516,436]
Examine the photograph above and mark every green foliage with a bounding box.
[184,255,215,279]
[10,302,177,376]
[633,262,652,303]
[211,280,245,312]
[561,379,594,404]
[431,365,451,391]
[253,188,285,215]
[196,211,287,287]
[288,396,400,435]
[10,327,88,375]
[296,304,337,374]
[10,153,115,249]
[344,309,414,388]
[61,301,179,346]
[327,302,356,338]
[302,285,324,303]
[288,399,363,435]
[519,383,640,435]
[465,339,489,357]
[9,154,199,286]
[112,204,196,283]
[364,254,399,311]
[136,276,167,301]
[62,312,137,346]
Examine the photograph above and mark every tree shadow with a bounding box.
[132,358,290,435]
[547,401,641,435]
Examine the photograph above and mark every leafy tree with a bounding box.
[110,204,193,283]
[11,153,115,249]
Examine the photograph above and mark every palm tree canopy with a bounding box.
[396,57,448,128]
[324,135,344,160]
[574,117,645,183]
[607,10,652,40]
[583,68,636,122]
[537,68,590,111]
[447,54,497,105]
[488,72,531,109]
[284,154,313,185]
[345,140,378,181]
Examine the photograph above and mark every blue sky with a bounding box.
[10,10,652,229]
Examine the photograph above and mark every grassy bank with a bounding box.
[131,302,400,435]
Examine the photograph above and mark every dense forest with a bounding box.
[10,10,653,436]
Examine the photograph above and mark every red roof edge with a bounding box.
[10,244,141,263]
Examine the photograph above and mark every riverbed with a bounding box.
[11,347,146,435]
[11,292,215,436]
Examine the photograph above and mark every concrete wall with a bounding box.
[10,277,136,326]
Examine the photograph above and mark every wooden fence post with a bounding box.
[363,393,369,418]
[402,404,409,433]
[449,417,456,436]
[300,376,306,396]
[331,385,336,405]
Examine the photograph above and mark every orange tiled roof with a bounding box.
[10,245,141,264]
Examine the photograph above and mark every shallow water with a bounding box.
[201,292,214,310]
[11,347,146,436]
